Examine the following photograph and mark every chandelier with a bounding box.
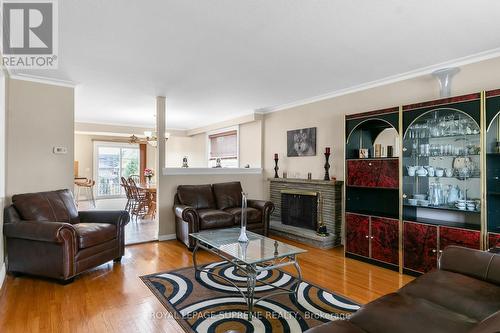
[129,131,169,147]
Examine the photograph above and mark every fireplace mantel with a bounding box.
[268,178,343,186]
[268,178,343,249]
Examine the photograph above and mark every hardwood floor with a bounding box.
[0,237,414,332]
[78,198,159,245]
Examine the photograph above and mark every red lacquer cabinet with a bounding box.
[489,233,500,250]
[404,221,481,273]
[439,227,480,250]
[346,213,399,266]
[345,213,369,257]
[347,159,399,189]
[345,108,400,270]
[371,217,399,265]
[403,222,438,273]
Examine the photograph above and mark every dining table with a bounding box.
[136,182,157,218]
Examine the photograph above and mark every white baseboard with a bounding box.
[158,233,177,241]
[0,262,6,290]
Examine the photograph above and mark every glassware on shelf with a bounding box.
[403,108,480,217]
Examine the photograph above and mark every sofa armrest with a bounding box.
[174,205,199,224]
[247,199,274,214]
[4,221,77,243]
[247,199,274,236]
[78,210,130,227]
[439,245,500,285]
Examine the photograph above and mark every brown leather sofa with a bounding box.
[306,246,500,333]
[174,181,274,249]
[3,189,129,283]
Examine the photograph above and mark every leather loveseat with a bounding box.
[3,189,129,283]
[306,246,500,333]
[173,181,274,249]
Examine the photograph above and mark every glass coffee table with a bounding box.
[190,228,307,320]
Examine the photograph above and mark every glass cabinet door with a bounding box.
[402,108,481,229]
[486,92,500,236]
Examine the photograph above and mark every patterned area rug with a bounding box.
[141,262,360,333]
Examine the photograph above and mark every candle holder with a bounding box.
[274,157,279,178]
[323,152,331,181]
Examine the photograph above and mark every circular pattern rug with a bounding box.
[141,261,359,333]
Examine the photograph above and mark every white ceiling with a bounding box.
[14,0,500,129]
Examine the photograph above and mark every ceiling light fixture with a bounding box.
[128,131,169,147]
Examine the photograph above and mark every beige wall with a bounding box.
[158,173,265,236]
[166,134,206,168]
[263,56,500,197]
[239,120,262,168]
[164,120,263,169]
[6,79,74,196]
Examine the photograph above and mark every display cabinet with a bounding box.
[401,94,482,274]
[344,92,500,275]
[486,89,500,249]
[345,107,400,270]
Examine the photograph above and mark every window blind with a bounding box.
[209,130,237,159]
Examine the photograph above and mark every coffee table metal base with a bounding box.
[192,240,303,321]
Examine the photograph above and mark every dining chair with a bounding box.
[128,177,148,220]
[129,174,140,183]
[121,177,133,212]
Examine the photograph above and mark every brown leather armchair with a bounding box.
[174,182,274,249]
[3,189,129,283]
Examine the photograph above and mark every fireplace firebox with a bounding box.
[281,190,318,231]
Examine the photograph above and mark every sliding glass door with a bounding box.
[94,142,139,198]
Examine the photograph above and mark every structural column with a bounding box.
[156,96,166,237]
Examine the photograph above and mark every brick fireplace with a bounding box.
[269,178,343,249]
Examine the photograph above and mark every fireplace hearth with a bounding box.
[281,190,318,231]
[269,178,343,249]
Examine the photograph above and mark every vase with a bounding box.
[238,192,249,242]
[147,176,152,184]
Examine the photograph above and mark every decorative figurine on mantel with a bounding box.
[215,157,222,168]
[274,153,279,178]
[182,156,189,168]
[324,147,331,181]
[238,192,249,242]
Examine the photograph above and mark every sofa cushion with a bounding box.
[213,182,242,210]
[12,189,79,224]
[400,269,500,321]
[224,207,262,225]
[177,185,215,210]
[198,209,234,230]
[74,223,116,249]
[349,293,477,333]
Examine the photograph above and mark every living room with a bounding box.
[0,1,500,332]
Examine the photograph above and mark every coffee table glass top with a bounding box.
[190,228,307,264]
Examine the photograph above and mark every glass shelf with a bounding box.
[404,133,480,140]
[404,217,481,231]
[404,175,480,180]
[408,154,480,158]
[403,108,481,224]
[403,203,480,214]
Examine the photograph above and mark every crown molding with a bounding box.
[9,73,76,88]
[259,47,500,114]
[186,112,263,136]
